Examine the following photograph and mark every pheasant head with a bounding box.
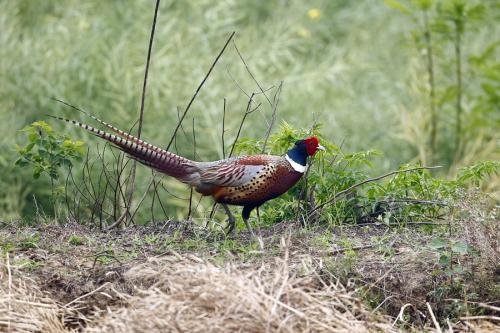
[285,137,325,173]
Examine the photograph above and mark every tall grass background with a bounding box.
[1,0,498,222]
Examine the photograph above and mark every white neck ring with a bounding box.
[285,154,306,173]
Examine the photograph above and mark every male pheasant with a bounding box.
[53,115,325,235]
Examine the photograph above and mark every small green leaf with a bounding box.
[438,254,450,266]
[429,237,446,249]
[451,241,468,254]
[28,132,38,142]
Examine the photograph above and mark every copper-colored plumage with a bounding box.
[54,115,324,235]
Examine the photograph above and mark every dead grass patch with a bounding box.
[85,249,395,333]
[0,254,67,333]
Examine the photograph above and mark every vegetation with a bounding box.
[1,0,499,331]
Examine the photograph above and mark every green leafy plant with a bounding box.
[15,121,84,216]
[15,121,84,180]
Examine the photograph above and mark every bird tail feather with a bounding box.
[50,115,200,184]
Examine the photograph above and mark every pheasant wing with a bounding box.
[197,156,273,187]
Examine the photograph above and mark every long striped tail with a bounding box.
[50,115,200,185]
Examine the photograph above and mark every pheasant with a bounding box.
[53,114,325,236]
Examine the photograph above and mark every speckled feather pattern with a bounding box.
[200,155,303,206]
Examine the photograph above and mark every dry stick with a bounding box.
[153,175,168,219]
[222,97,227,159]
[225,65,273,129]
[309,166,442,217]
[261,81,282,153]
[423,9,437,162]
[65,282,112,308]
[187,118,196,219]
[426,302,443,333]
[453,17,463,160]
[121,32,236,229]
[6,253,12,332]
[330,244,374,254]
[167,31,235,150]
[108,0,161,230]
[460,316,500,322]
[229,93,259,157]
[234,42,273,107]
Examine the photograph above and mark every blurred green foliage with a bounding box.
[1,0,498,221]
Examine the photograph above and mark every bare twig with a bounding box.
[234,42,272,107]
[330,244,375,254]
[166,31,235,150]
[309,166,442,217]
[460,316,500,322]
[111,0,161,229]
[122,33,236,226]
[188,118,197,219]
[261,81,282,153]
[422,10,437,162]
[426,302,442,333]
[229,93,260,157]
[222,97,227,159]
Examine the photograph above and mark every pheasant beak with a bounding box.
[316,144,326,152]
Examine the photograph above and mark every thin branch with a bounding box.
[422,10,437,162]
[234,41,272,107]
[188,117,196,219]
[222,97,227,159]
[229,93,260,157]
[166,31,235,150]
[262,81,282,152]
[310,166,442,216]
[113,0,161,229]
[138,0,160,138]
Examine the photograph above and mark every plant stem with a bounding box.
[120,0,161,227]
[454,19,463,160]
[423,10,437,163]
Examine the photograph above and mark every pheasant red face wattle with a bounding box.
[303,137,325,156]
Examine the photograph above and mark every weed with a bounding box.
[67,235,85,246]
[18,232,40,250]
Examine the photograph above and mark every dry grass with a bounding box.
[86,249,395,333]
[0,255,68,333]
[1,217,499,332]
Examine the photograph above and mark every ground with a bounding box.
[0,219,498,332]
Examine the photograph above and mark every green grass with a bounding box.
[1,0,498,221]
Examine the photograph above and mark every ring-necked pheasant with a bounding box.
[52,114,325,236]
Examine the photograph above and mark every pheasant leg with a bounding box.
[243,217,256,238]
[221,204,236,236]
